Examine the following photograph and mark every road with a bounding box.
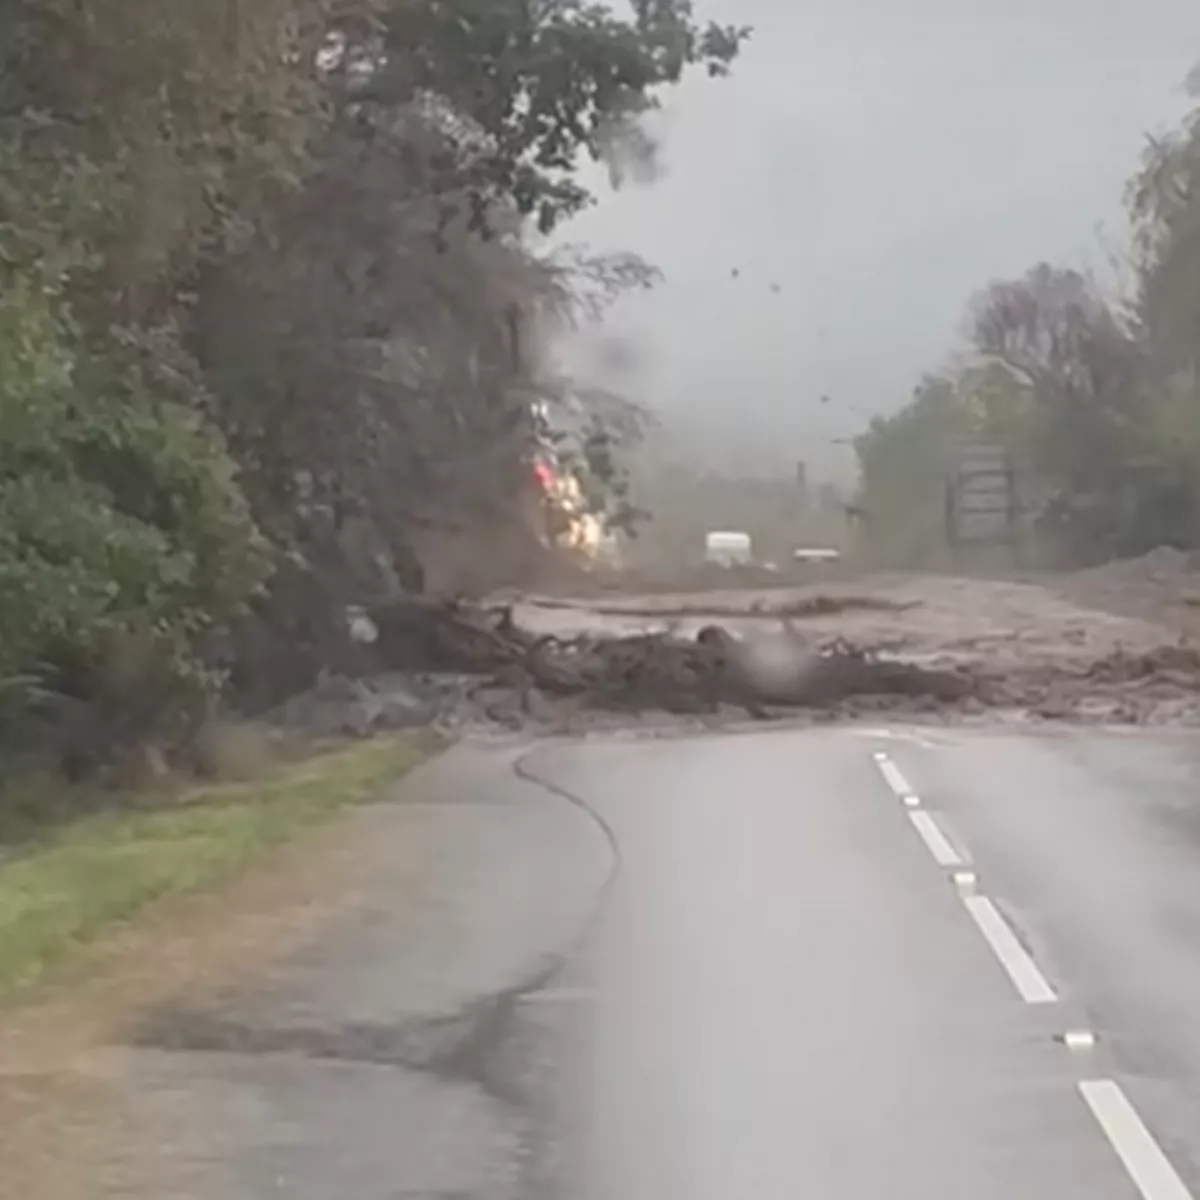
[42,720,1200,1199]
[526,726,1200,1200]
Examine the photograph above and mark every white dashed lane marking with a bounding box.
[1080,1080,1196,1200]
[961,894,1058,1004]
[870,741,1196,1197]
[871,751,916,801]
[872,745,1056,1004]
[908,810,964,867]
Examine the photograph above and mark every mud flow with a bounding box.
[309,565,1200,734]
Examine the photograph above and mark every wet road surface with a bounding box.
[894,727,1200,1193]
[527,728,1194,1200]
[91,725,1200,1198]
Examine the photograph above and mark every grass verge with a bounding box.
[0,732,438,999]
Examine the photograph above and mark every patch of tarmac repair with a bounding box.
[124,931,580,1200]
[128,966,555,1105]
[121,748,616,1194]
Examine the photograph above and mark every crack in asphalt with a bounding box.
[123,744,621,1196]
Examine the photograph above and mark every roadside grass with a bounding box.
[0,732,439,999]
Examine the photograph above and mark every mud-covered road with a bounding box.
[487,569,1200,728]
[280,564,1200,739]
[516,572,1167,664]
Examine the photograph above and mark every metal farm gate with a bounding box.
[945,439,1019,569]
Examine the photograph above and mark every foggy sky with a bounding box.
[556,0,1200,480]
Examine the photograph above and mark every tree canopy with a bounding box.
[0,0,747,772]
[854,82,1200,568]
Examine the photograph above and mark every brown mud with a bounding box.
[364,572,1200,730]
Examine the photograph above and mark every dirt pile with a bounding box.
[1057,547,1200,650]
[1071,545,1198,584]
[978,643,1200,723]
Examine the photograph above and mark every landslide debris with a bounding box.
[266,592,1200,735]
[367,596,978,719]
[523,593,914,620]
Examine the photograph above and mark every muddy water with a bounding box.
[501,574,1200,727]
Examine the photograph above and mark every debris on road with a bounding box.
[261,576,1200,737]
[364,594,974,718]
[356,596,964,722]
[522,593,915,620]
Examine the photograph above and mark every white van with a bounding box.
[792,547,841,564]
[704,530,753,567]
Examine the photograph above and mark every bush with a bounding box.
[0,270,267,759]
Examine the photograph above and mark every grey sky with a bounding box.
[557,0,1200,479]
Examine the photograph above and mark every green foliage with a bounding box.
[0,0,745,777]
[856,187,1200,566]
[0,271,266,737]
[0,734,431,996]
[373,0,750,232]
[853,376,978,566]
[1129,110,1200,376]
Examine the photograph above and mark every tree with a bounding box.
[1124,93,1200,547]
[856,256,1195,568]
[1128,101,1200,377]
[852,376,977,566]
[355,0,750,232]
[192,0,742,644]
[0,0,750,768]
[969,264,1155,560]
[851,70,1200,569]
[0,271,266,764]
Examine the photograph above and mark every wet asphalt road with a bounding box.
[524,726,1200,1200]
[121,725,1200,1198]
